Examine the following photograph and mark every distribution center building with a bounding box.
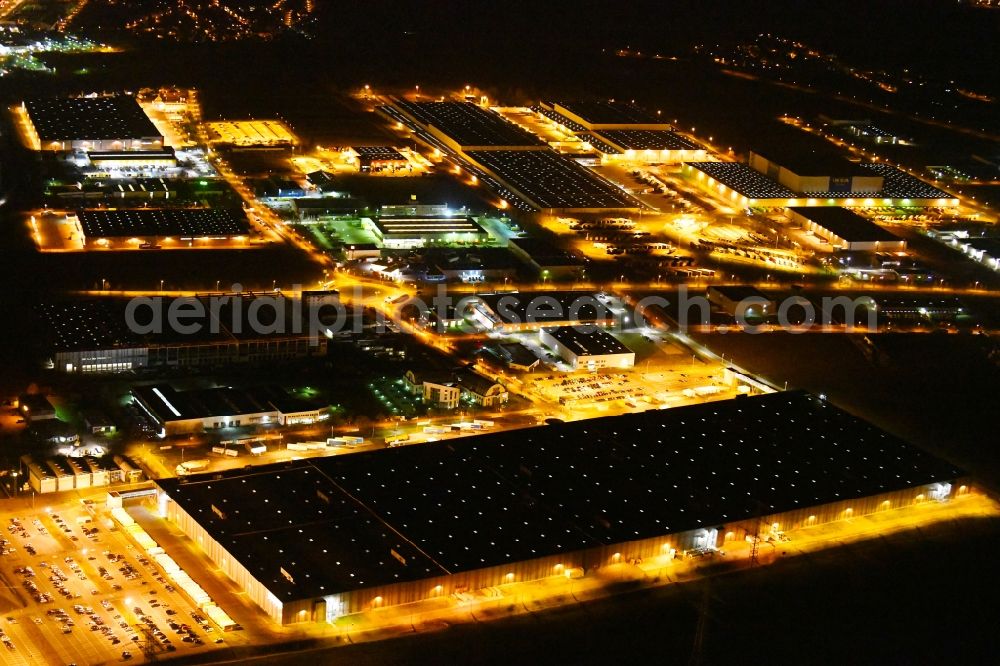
[749,148,883,194]
[72,208,251,248]
[22,95,164,152]
[787,207,906,252]
[153,391,967,625]
[381,99,641,213]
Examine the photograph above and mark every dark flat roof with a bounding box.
[554,101,663,126]
[156,391,962,602]
[790,207,900,243]
[542,325,633,357]
[38,295,322,352]
[509,237,584,267]
[391,100,544,149]
[476,291,614,325]
[132,384,318,423]
[25,96,161,142]
[752,147,869,177]
[495,342,541,367]
[77,208,250,238]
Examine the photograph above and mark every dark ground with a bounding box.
[163,515,1000,666]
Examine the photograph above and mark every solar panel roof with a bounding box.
[790,207,900,242]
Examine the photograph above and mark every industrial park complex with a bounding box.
[0,5,997,660]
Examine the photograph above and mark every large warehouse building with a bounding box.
[381,99,641,213]
[73,208,251,248]
[541,101,672,131]
[683,161,958,208]
[153,391,967,625]
[21,95,164,152]
[469,291,616,332]
[749,148,883,194]
[37,296,331,374]
[788,207,906,252]
[533,101,705,164]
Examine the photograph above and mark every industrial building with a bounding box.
[206,120,296,146]
[382,100,641,213]
[539,325,635,369]
[22,95,164,151]
[73,208,251,247]
[348,146,409,172]
[18,393,56,421]
[507,237,585,279]
[463,150,641,212]
[37,297,330,374]
[22,454,143,494]
[86,147,178,168]
[788,207,906,252]
[582,129,706,164]
[541,101,672,131]
[153,391,967,625]
[387,100,546,152]
[362,214,490,248]
[470,291,615,332]
[131,384,327,436]
[708,285,776,318]
[486,342,542,372]
[749,148,883,194]
[683,162,957,208]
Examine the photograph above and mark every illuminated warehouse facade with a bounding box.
[21,95,164,152]
[154,391,966,625]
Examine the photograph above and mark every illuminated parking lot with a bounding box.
[0,499,233,665]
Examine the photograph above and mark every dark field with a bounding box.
[164,514,1000,666]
